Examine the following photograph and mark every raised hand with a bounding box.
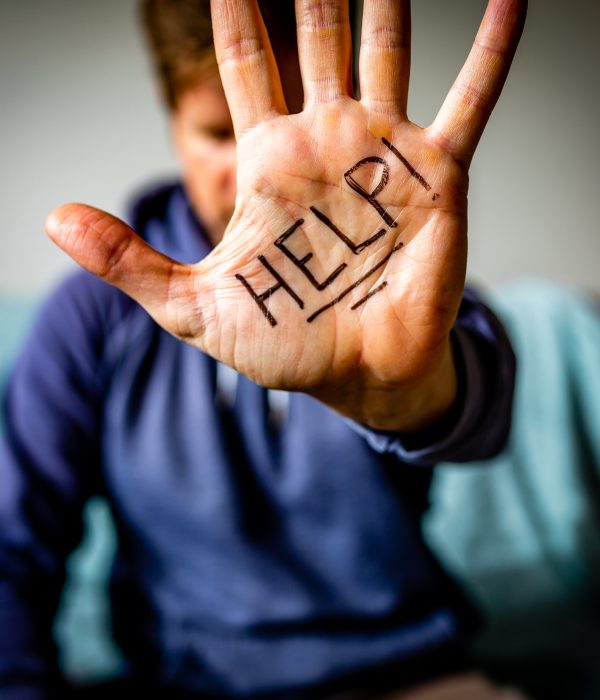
[46,0,526,432]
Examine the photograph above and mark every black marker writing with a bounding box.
[234,140,437,327]
[307,242,403,323]
[274,218,347,290]
[310,206,387,255]
[343,156,398,228]
[382,137,431,192]
[236,255,304,328]
[350,281,388,311]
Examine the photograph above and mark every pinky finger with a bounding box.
[429,0,527,164]
[46,203,205,341]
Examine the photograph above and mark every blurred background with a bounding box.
[1,0,599,298]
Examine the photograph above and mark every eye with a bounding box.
[197,124,234,142]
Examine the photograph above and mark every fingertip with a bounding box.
[45,203,73,242]
[45,202,100,245]
[44,203,135,281]
[478,0,528,65]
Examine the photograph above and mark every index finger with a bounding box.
[429,0,527,164]
[211,0,287,138]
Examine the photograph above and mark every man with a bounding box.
[1,0,526,697]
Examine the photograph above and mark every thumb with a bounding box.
[46,203,205,341]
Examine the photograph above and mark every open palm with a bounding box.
[47,0,526,431]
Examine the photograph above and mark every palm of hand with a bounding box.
[198,103,466,392]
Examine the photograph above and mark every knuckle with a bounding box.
[218,36,265,66]
[297,0,345,32]
[167,267,205,340]
[104,229,133,278]
[475,36,509,56]
[362,25,409,51]
[361,95,406,113]
[452,81,492,115]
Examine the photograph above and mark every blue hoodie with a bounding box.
[0,183,515,698]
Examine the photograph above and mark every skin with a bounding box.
[170,71,237,247]
[45,0,527,433]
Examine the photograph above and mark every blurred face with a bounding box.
[170,52,302,246]
[171,71,236,246]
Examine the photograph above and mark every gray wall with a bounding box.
[1,0,598,297]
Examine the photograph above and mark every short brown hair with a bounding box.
[140,0,215,110]
[140,0,298,110]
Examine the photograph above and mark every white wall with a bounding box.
[0,0,177,296]
[1,0,598,296]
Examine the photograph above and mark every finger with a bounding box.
[359,0,411,116]
[211,0,287,137]
[429,0,527,164]
[296,0,353,104]
[45,204,204,341]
